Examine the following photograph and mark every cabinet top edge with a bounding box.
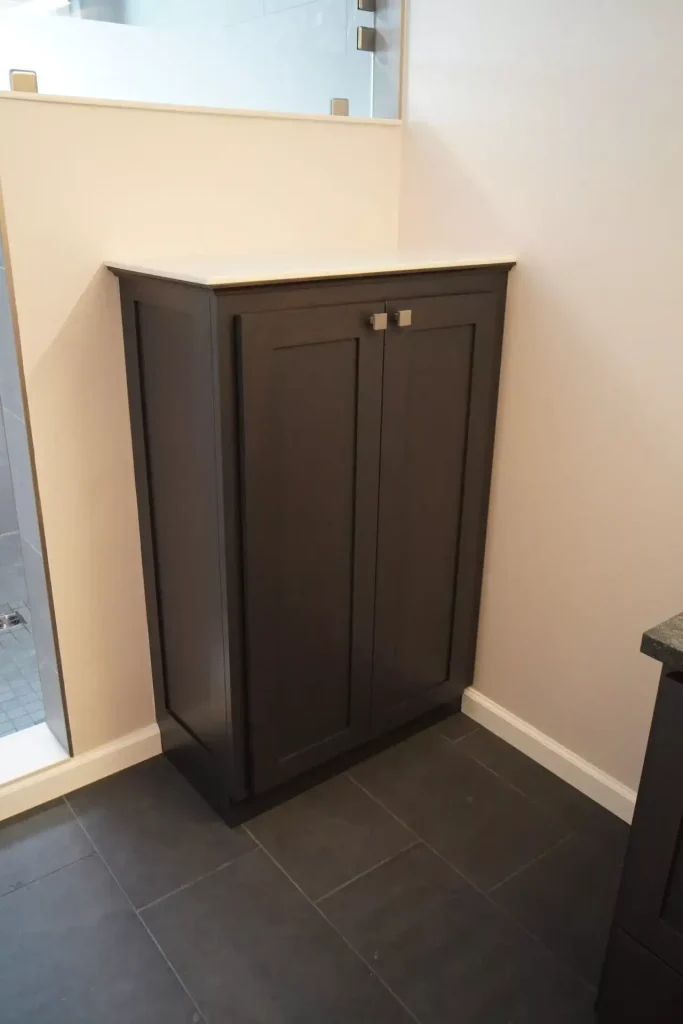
[641,613,683,671]
[106,252,516,288]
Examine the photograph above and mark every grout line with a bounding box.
[346,774,596,994]
[136,845,260,914]
[315,838,421,905]
[346,771,512,897]
[63,796,208,1024]
[422,834,596,994]
[487,832,575,894]
[242,822,424,1024]
[0,850,95,902]
[460,746,578,834]
[434,723,481,748]
[346,771,422,838]
[428,719,579,840]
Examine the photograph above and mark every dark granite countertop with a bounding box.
[641,613,683,670]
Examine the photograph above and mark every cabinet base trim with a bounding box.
[0,723,161,822]
[462,687,636,823]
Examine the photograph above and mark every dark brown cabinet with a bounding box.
[598,659,683,1021]
[115,263,511,816]
[615,673,683,973]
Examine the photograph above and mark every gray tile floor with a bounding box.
[0,602,44,736]
[0,713,629,1023]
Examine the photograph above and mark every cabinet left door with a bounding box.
[239,303,384,792]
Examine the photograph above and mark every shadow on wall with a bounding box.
[399,123,518,255]
[27,268,155,753]
[400,119,680,789]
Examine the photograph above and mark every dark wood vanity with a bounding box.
[112,257,512,816]
[598,614,683,1021]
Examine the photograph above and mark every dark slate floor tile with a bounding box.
[68,756,254,908]
[0,856,200,1024]
[247,773,416,900]
[433,711,479,744]
[492,832,626,986]
[0,799,92,897]
[455,727,630,854]
[142,847,412,1024]
[320,843,596,1024]
[350,729,570,891]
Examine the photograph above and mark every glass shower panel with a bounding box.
[0,0,394,119]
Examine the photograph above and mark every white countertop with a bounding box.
[106,251,515,287]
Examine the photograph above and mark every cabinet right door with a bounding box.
[372,293,501,731]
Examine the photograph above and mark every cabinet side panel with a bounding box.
[662,830,683,933]
[598,928,683,1023]
[135,300,228,754]
[449,284,508,688]
[614,671,683,975]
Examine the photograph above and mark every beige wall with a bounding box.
[0,95,401,755]
[400,0,683,789]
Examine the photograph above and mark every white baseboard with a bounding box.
[0,723,69,787]
[461,688,637,823]
[1,695,636,825]
[0,723,161,822]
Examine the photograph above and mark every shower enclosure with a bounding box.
[0,0,402,120]
[0,237,67,750]
[0,404,43,737]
